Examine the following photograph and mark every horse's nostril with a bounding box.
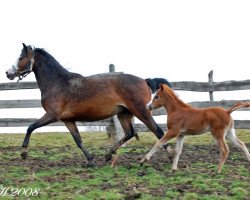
[5,71,15,80]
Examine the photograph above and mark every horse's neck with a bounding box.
[33,61,70,93]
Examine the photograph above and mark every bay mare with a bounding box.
[6,43,171,166]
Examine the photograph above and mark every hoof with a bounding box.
[86,160,95,168]
[166,146,174,154]
[168,155,174,162]
[137,170,147,177]
[105,153,113,162]
[89,153,95,160]
[21,151,28,159]
[139,159,145,166]
[135,133,139,140]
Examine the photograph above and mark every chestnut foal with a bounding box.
[140,84,250,173]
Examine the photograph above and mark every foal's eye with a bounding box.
[154,96,159,99]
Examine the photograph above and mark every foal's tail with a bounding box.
[145,78,171,93]
[227,102,250,114]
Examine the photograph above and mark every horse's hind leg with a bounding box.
[64,121,94,166]
[21,113,56,159]
[226,127,250,161]
[129,105,164,139]
[105,111,136,161]
[213,130,229,173]
[130,106,173,153]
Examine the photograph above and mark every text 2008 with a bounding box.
[0,185,40,197]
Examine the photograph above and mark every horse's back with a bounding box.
[85,73,149,93]
[59,72,151,121]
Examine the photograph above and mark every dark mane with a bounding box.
[145,78,171,93]
[35,48,57,61]
[34,48,69,74]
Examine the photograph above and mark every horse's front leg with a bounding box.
[21,113,56,159]
[64,121,94,167]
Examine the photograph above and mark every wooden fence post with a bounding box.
[109,63,115,73]
[106,64,126,144]
[208,70,214,101]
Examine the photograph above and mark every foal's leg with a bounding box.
[21,113,56,159]
[226,128,250,161]
[130,106,171,152]
[213,131,229,173]
[105,111,136,161]
[140,129,178,164]
[172,135,185,172]
[135,110,164,140]
[64,121,94,166]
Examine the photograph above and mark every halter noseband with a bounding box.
[16,47,35,82]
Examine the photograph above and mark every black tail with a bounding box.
[145,78,171,93]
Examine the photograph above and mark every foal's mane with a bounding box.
[162,85,191,108]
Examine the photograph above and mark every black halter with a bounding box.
[16,53,35,82]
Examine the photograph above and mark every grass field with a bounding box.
[0,130,249,200]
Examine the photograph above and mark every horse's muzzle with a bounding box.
[6,66,17,80]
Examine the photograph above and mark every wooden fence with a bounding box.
[0,66,250,138]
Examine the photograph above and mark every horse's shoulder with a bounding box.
[66,73,85,87]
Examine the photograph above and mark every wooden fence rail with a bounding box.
[1,79,250,92]
[0,67,250,135]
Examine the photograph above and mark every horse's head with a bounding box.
[6,43,35,81]
[147,84,165,111]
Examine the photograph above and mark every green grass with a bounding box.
[0,130,249,199]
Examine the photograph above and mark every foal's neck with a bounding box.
[163,89,190,113]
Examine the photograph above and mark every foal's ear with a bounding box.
[22,43,28,53]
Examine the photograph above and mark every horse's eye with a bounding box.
[19,57,23,60]
[154,96,159,99]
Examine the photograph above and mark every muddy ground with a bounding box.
[1,144,248,170]
[0,144,249,199]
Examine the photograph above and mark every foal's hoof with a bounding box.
[168,155,174,162]
[171,169,177,173]
[139,159,145,166]
[105,153,113,162]
[20,151,28,159]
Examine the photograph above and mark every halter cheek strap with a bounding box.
[17,53,35,82]
[29,57,35,71]
[29,45,35,71]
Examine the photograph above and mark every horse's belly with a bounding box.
[60,106,119,122]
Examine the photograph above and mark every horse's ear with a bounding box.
[159,83,164,90]
[22,43,28,53]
